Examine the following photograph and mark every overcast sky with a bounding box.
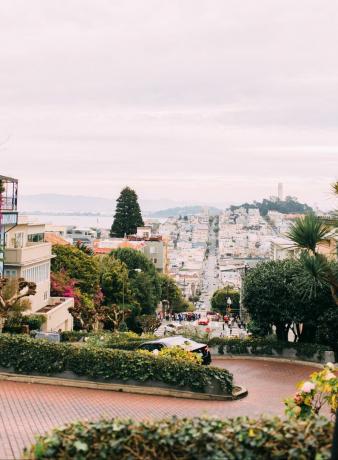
[0,0,337,210]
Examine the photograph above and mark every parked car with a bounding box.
[138,336,212,365]
[198,317,209,326]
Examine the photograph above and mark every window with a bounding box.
[13,232,24,248]
[22,262,50,283]
[27,233,44,243]
[4,269,17,278]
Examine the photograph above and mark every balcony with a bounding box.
[4,243,52,266]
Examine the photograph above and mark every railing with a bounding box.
[4,243,52,264]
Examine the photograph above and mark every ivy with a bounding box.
[24,416,333,460]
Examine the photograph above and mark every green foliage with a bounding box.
[285,363,338,419]
[286,203,338,306]
[157,345,202,364]
[316,307,338,360]
[159,273,185,312]
[3,314,46,333]
[110,186,144,237]
[287,214,332,254]
[207,336,329,361]
[111,248,161,314]
[242,259,334,341]
[231,196,313,216]
[0,334,233,393]
[136,314,161,333]
[24,416,333,460]
[98,255,131,305]
[51,245,100,295]
[211,287,240,314]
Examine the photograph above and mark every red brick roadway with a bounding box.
[0,358,318,460]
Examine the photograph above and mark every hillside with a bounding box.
[230,196,313,216]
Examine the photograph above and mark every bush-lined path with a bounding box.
[0,358,318,459]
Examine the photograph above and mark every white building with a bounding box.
[4,217,74,331]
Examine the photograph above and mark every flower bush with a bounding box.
[157,346,202,364]
[24,416,334,460]
[285,363,338,419]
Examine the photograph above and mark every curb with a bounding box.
[212,355,329,369]
[0,372,247,402]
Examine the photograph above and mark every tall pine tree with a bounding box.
[110,187,144,237]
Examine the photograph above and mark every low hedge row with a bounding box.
[0,334,233,393]
[24,416,333,460]
[60,332,330,362]
[208,336,329,360]
[60,331,151,350]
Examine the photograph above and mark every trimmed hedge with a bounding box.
[60,331,151,350]
[208,336,329,360]
[24,416,333,460]
[60,332,330,362]
[0,334,233,393]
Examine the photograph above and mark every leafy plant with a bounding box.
[285,363,338,419]
[157,345,202,364]
[24,416,333,460]
[0,334,233,394]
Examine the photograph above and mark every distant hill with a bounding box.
[20,194,182,214]
[149,206,221,218]
[230,196,313,216]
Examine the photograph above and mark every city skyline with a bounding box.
[1,1,337,210]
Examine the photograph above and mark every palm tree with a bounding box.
[287,183,338,306]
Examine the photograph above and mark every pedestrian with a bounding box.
[222,322,225,331]
[229,325,232,335]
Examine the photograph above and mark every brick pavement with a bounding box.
[0,359,318,459]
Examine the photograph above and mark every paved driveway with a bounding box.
[0,358,318,459]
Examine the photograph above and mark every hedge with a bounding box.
[207,336,329,360]
[0,334,233,394]
[60,331,156,351]
[60,332,330,362]
[24,416,333,460]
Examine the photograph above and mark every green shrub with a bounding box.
[0,334,233,394]
[3,314,46,333]
[24,416,333,460]
[207,336,328,361]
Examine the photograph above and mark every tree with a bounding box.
[110,187,144,237]
[287,212,338,306]
[97,304,131,332]
[136,314,161,333]
[0,278,36,331]
[50,270,102,331]
[159,274,185,312]
[111,248,161,314]
[51,244,100,296]
[75,240,94,256]
[98,255,132,306]
[242,259,334,342]
[211,287,240,315]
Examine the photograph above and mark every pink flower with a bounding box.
[324,371,336,381]
[301,381,315,393]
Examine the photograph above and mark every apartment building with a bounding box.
[4,217,74,331]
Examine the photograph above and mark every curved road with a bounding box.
[0,359,318,459]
